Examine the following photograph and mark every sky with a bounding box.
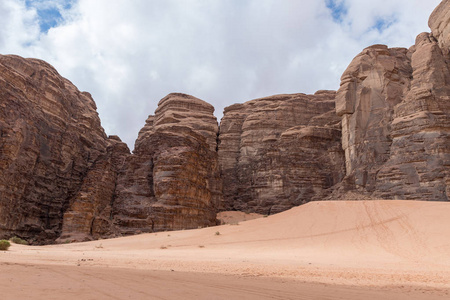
[0,0,442,148]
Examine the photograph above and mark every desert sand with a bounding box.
[216,211,263,224]
[1,200,450,299]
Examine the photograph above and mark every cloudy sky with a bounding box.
[0,0,441,148]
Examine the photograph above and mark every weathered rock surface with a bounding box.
[218,91,345,214]
[0,55,108,243]
[429,0,450,56]
[59,136,130,242]
[374,32,450,200]
[335,45,413,192]
[111,93,221,235]
[333,0,450,201]
[0,57,221,243]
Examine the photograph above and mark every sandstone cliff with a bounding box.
[374,33,450,200]
[0,57,221,244]
[59,93,221,241]
[217,0,449,208]
[59,136,130,242]
[110,93,221,236]
[0,55,108,243]
[335,45,413,192]
[218,91,345,214]
[333,0,450,201]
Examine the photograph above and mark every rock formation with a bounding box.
[110,93,221,236]
[0,0,449,244]
[429,0,450,57]
[59,136,130,242]
[335,45,413,192]
[0,55,108,243]
[374,34,450,200]
[0,57,221,244]
[334,0,450,201]
[218,91,345,214]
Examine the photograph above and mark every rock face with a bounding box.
[0,57,221,244]
[59,136,130,242]
[334,0,450,200]
[0,55,108,243]
[429,0,450,56]
[218,92,345,214]
[335,45,413,192]
[111,93,221,235]
[374,33,450,200]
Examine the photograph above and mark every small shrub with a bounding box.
[10,237,28,245]
[0,240,11,251]
[215,231,221,236]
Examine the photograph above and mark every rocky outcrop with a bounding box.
[58,136,130,242]
[218,0,449,207]
[218,91,345,214]
[111,93,221,235]
[429,0,450,56]
[0,55,108,243]
[374,32,450,200]
[0,56,222,243]
[335,45,413,192]
[334,0,450,201]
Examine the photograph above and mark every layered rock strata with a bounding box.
[335,45,413,191]
[0,56,222,243]
[111,93,221,235]
[335,0,450,200]
[59,136,130,241]
[374,33,450,200]
[0,55,108,243]
[218,91,345,214]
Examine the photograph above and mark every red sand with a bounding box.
[216,210,263,224]
[1,200,449,299]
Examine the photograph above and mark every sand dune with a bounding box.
[216,211,263,224]
[1,200,450,299]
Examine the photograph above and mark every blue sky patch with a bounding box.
[25,0,75,33]
[370,16,397,33]
[325,0,347,23]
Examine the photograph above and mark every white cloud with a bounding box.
[0,0,442,147]
[0,0,39,53]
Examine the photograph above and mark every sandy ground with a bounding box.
[1,200,450,299]
[216,210,263,224]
